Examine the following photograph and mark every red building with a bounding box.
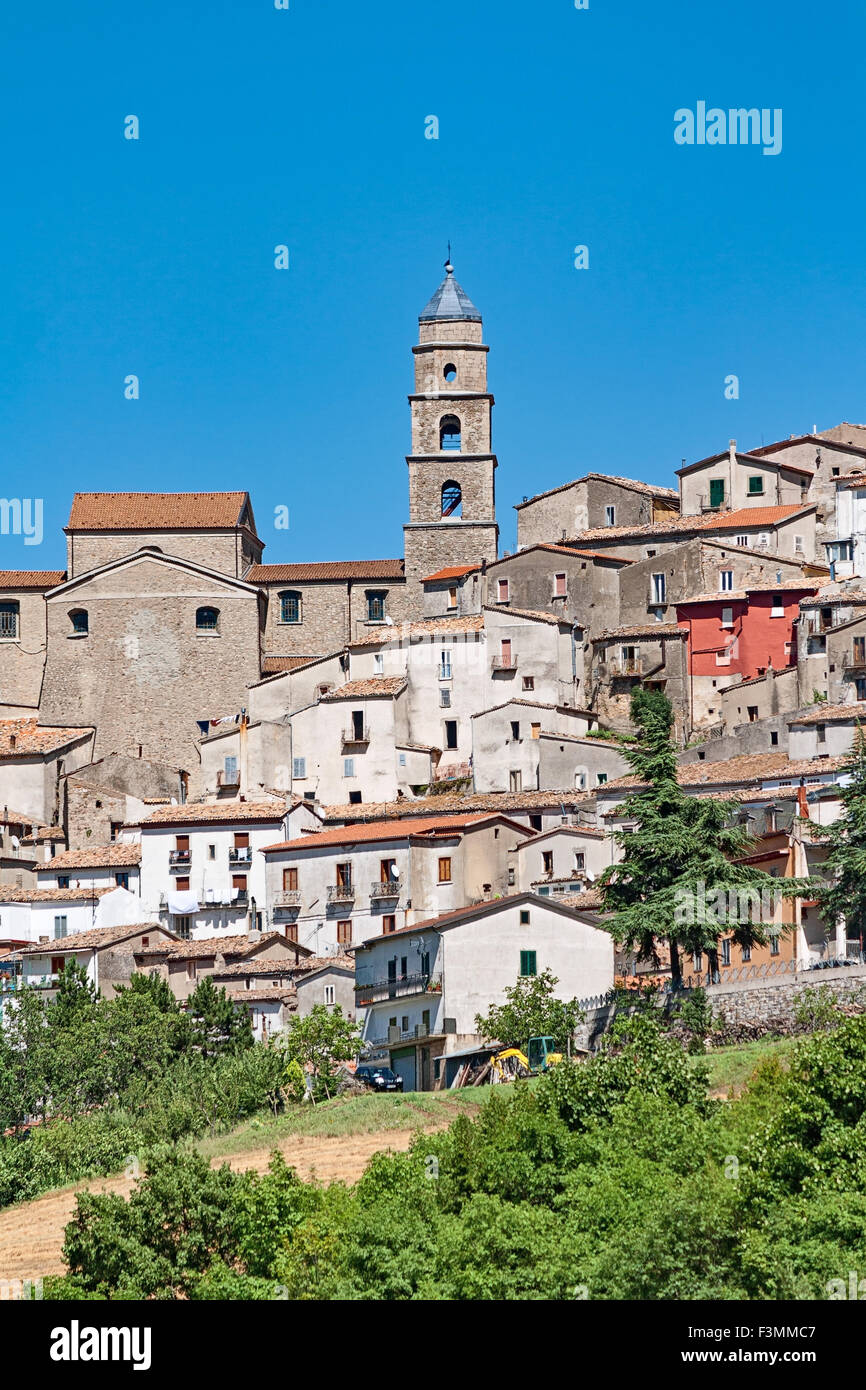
[676,583,818,688]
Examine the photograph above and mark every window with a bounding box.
[497,578,510,603]
[651,573,666,604]
[719,570,733,592]
[444,362,457,383]
[575,770,586,789]
[553,572,567,598]
[575,851,585,871]
[794,535,804,553]
[542,851,553,876]
[499,639,513,668]
[832,466,840,477]
[175,916,191,940]
[336,863,352,889]
[293,757,306,779]
[69,609,89,635]
[0,602,19,640]
[115,872,129,889]
[54,916,68,939]
[343,758,355,777]
[857,678,866,701]
[507,866,515,885]
[324,984,335,1006]
[771,597,785,618]
[522,676,534,692]
[509,770,522,792]
[529,814,542,831]
[444,720,458,750]
[692,951,703,971]
[439,688,451,707]
[366,591,386,622]
[770,730,779,746]
[398,752,406,766]
[709,479,725,509]
[721,607,733,628]
[645,548,657,559]
[174,875,190,892]
[382,915,396,935]
[770,934,780,957]
[337,920,352,945]
[447,586,458,611]
[285,923,298,943]
[279,591,302,624]
[721,938,731,967]
[439,649,452,679]
[438,857,452,883]
[373,653,384,674]
[439,417,462,452]
[741,944,751,963]
[735,534,750,548]
[510,720,520,740]
[195,606,219,632]
[530,722,541,740]
[748,475,764,495]
[604,505,616,526]
[816,723,826,744]
[520,950,537,977]
[51,956,65,975]
[596,772,608,785]
[348,790,362,804]
[283,867,298,891]
[57,875,70,888]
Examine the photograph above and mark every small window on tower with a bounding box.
[440,415,461,451]
[443,362,457,383]
[441,481,462,517]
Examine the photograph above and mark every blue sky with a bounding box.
[1,0,864,569]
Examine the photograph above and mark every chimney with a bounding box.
[728,439,737,466]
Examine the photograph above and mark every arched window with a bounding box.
[441,481,462,517]
[439,414,461,451]
[443,362,457,383]
[279,590,302,624]
[196,606,219,632]
[69,609,88,636]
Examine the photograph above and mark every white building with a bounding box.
[353,892,615,1090]
[36,842,141,895]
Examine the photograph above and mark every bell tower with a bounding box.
[403,259,499,613]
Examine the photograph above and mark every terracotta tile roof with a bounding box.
[323,789,595,822]
[136,798,288,827]
[67,492,251,532]
[37,843,141,873]
[0,808,39,827]
[567,504,810,545]
[484,604,564,625]
[471,700,594,720]
[559,889,605,910]
[748,434,866,461]
[837,474,866,489]
[800,589,866,608]
[320,676,407,700]
[350,614,485,646]
[296,953,355,974]
[23,826,66,842]
[789,702,866,725]
[600,751,848,794]
[354,892,601,943]
[421,564,481,582]
[261,811,507,853]
[233,988,297,1004]
[516,824,606,847]
[514,474,679,509]
[247,559,404,583]
[21,921,168,954]
[260,655,315,674]
[0,571,66,589]
[595,623,688,640]
[677,583,817,606]
[213,960,299,978]
[135,931,311,961]
[0,886,115,903]
[0,720,93,758]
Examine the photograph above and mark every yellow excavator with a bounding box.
[492,1036,563,1080]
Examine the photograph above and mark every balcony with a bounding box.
[233,889,249,908]
[228,847,253,866]
[371,880,400,899]
[273,890,301,916]
[327,882,355,903]
[169,850,191,869]
[609,657,646,677]
[699,493,727,513]
[491,654,517,672]
[342,726,370,747]
[355,972,443,1007]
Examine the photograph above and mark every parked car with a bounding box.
[355,1064,404,1092]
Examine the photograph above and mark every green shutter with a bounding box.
[520,950,537,977]
[709,479,725,508]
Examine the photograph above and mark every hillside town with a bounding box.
[2,261,866,1090]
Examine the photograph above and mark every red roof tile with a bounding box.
[248,560,404,583]
[0,720,93,758]
[67,492,251,531]
[0,571,66,589]
[261,811,510,854]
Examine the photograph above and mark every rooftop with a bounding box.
[21,921,168,954]
[514,474,680,509]
[322,789,594,822]
[350,614,485,645]
[37,843,141,873]
[0,886,116,904]
[0,570,67,590]
[67,492,252,532]
[789,702,866,726]
[261,811,508,854]
[136,798,288,828]
[419,263,482,323]
[567,503,811,545]
[421,564,481,582]
[247,559,404,583]
[0,720,93,758]
[320,676,407,700]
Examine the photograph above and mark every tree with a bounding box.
[187,977,252,1059]
[807,725,866,956]
[474,968,583,1052]
[282,1005,360,1100]
[598,689,791,983]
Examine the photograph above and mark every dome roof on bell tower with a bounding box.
[419,260,482,323]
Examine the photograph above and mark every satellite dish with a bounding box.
[384,616,394,626]
[391,865,400,877]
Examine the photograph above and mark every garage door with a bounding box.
[390,1046,416,1092]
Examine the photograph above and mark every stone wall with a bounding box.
[708,965,866,1031]
[67,530,254,580]
[0,588,52,712]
